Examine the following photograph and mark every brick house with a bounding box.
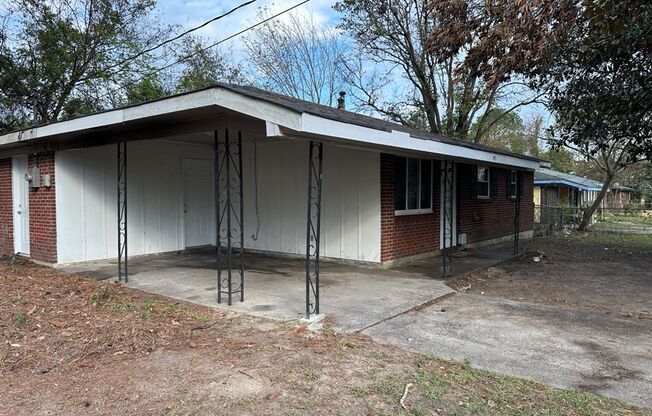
[0,84,540,289]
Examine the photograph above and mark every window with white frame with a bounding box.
[476,166,490,198]
[508,170,518,198]
[395,157,433,214]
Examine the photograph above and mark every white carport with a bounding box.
[0,84,541,318]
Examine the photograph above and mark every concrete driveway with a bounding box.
[363,292,652,409]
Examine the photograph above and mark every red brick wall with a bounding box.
[380,155,534,262]
[0,158,13,256]
[28,152,57,263]
[380,154,440,262]
[457,163,534,243]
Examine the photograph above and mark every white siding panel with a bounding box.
[56,136,381,264]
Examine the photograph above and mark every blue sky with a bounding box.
[0,0,551,130]
[155,0,550,125]
[157,0,339,52]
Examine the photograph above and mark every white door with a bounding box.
[12,156,30,255]
[439,161,457,248]
[182,159,215,248]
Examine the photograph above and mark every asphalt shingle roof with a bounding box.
[215,83,543,163]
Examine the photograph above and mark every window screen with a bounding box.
[394,157,433,213]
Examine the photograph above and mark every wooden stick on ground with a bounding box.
[399,382,413,409]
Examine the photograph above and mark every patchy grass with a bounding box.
[564,230,652,250]
[450,231,652,317]
[1,257,650,415]
[13,311,27,325]
[601,215,651,225]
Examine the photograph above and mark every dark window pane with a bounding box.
[478,182,489,198]
[420,160,432,209]
[407,158,419,209]
[394,157,406,210]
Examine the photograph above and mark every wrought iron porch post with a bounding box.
[441,160,454,278]
[215,129,245,305]
[117,142,128,283]
[305,141,323,318]
[513,170,522,254]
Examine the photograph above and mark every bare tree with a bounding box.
[243,8,347,106]
[334,0,569,141]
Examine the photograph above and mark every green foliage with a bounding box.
[542,0,652,163]
[622,162,652,202]
[140,299,156,318]
[0,0,167,132]
[174,36,243,93]
[126,75,168,105]
[474,110,542,157]
[541,147,577,173]
[90,285,112,307]
[536,0,651,230]
[14,311,27,325]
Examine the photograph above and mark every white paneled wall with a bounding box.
[55,137,381,263]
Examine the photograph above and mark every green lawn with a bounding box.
[601,214,651,225]
[564,229,652,250]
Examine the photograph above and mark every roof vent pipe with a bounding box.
[337,91,346,110]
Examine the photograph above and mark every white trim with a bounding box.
[0,88,302,147]
[1,86,541,170]
[300,113,541,170]
[12,156,30,256]
[394,208,433,216]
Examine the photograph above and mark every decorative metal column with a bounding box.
[117,142,128,283]
[215,129,245,305]
[305,141,323,318]
[513,171,522,254]
[441,160,454,278]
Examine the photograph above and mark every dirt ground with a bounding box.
[1,249,651,415]
[450,233,652,320]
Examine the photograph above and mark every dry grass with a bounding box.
[1,257,650,415]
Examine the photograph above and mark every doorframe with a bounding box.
[180,157,215,249]
[439,161,457,249]
[12,155,30,256]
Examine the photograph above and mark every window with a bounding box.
[476,166,490,199]
[508,170,518,198]
[395,157,433,214]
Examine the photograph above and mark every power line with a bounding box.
[122,0,312,89]
[93,0,312,105]
[81,0,259,82]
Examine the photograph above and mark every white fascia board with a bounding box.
[0,110,125,146]
[0,88,302,147]
[299,113,541,170]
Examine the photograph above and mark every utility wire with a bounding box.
[132,0,312,84]
[97,0,311,102]
[80,0,259,82]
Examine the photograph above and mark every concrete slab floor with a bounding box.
[59,245,514,332]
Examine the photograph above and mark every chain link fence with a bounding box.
[535,204,652,236]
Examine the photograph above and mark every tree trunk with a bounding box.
[578,173,614,231]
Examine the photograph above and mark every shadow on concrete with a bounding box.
[59,244,515,332]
